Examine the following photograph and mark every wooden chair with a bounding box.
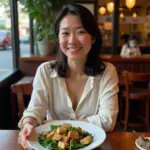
[120,71,150,131]
[10,76,33,128]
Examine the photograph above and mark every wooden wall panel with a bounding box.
[19,55,150,76]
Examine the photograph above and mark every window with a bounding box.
[18,1,31,57]
[0,0,14,77]
[119,1,150,54]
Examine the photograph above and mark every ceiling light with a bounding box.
[107,2,114,13]
[99,7,106,15]
[126,0,136,9]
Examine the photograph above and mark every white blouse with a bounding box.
[120,44,141,58]
[18,61,119,132]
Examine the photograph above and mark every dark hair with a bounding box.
[127,35,137,48]
[51,4,105,77]
[120,34,129,43]
[128,35,137,41]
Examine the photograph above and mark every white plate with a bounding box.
[27,120,106,150]
[135,137,150,150]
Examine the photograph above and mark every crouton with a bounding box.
[56,127,67,134]
[80,136,92,145]
[61,135,69,143]
[52,133,62,141]
[63,123,72,128]
[43,131,50,137]
[46,131,55,139]
[68,130,79,140]
[58,141,68,149]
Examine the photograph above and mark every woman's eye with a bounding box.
[77,31,85,35]
[62,32,69,36]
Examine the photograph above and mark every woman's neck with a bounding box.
[68,58,86,78]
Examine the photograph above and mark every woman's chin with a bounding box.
[68,56,85,61]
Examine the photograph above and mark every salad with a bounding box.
[38,123,93,150]
[139,139,150,150]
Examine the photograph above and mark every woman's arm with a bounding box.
[120,44,128,57]
[20,116,38,129]
[86,65,119,132]
[137,47,142,56]
[18,63,50,129]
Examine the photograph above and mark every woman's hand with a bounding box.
[18,123,34,150]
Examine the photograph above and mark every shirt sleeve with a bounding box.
[18,63,50,128]
[87,64,119,132]
[120,44,127,57]
[137,47,142,56]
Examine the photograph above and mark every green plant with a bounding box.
[19,0,73,41]
[0,25,6,30]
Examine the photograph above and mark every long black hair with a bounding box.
[51,4,105,77]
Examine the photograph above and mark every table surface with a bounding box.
[0,130,150,150]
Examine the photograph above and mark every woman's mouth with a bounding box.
[67,47,81,53]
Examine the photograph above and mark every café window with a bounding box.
[98,0,114,53]
[18,1,30,57]
[119,0,150,54]
[0,0,14,78]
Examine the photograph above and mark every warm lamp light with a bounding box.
[126,0,136,9]
[133,12,137,18]
[120,13,124,18]
[107,2,114,13]
[99,7,106,15]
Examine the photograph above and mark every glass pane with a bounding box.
[98,0,114,54]
[119,0,150,54]
[18,1,30,57]
[0,0,13,77]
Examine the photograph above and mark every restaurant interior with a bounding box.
[0,0,150,149]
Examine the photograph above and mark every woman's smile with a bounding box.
[67,47,82,53]
[59,14,92,60]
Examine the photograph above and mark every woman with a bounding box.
[18,4,119,149]
[120,36,141,58]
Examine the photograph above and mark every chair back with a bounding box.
[11,83,33,119]
[122,71,150,92]
[121,71,150,131]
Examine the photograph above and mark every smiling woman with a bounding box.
[17,4,119,150]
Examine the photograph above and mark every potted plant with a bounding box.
[19,0,73,56]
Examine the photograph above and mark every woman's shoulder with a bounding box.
[122,44,128,48]
[37,60,57,75]
[39,60,57,68]
[103,61,117,73]
[104,61,116,69]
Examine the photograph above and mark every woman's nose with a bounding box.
[68,34,77,43]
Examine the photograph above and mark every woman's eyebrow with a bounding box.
[60,28,68,31]
[60,26,84,31]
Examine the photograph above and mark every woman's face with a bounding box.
[129,40,136,48]
[58,14,93,61]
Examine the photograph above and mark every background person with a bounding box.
[120,35,142,58]
[18,4,119,149]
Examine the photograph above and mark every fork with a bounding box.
[133,130,149,143]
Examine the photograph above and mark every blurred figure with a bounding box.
[120,35,142,58]
[120,33,129,45]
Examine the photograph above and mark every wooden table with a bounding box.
[1,130,150,150]
[0,130,23,150]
